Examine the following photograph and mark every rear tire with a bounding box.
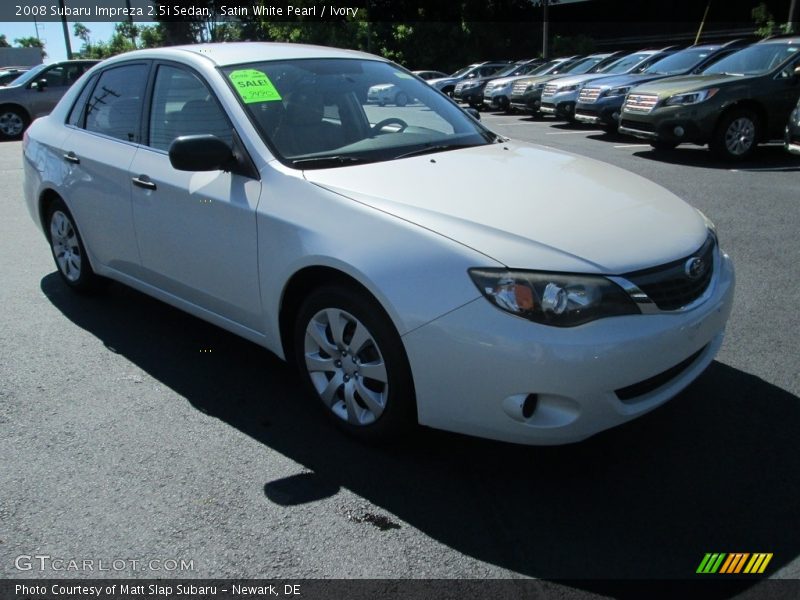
[46,198,100,293]
[0,106,29,140]
[293,285,416,441]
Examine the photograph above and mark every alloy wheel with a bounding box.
[303,308,389,426]
[50,210,82,282]
[0,111,24,137]
[724,117,755,156]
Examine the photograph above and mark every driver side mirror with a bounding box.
[794,65,800,81]
[30,78,48,92]
[169,135,234,172]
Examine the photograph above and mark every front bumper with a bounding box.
[619,105,715,144]
[403,253,734,445]
[575,97,625,127]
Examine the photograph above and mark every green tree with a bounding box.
[14,36,46,57]
[752,2,777,38]
[0,34,10,48]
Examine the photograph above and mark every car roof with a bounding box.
[102,42,382,68]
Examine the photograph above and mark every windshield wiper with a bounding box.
[290,155,371,168]
[394,143,478,160]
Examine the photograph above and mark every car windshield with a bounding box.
[450,65,474,78]
[224,58,496,169]
[7,63,48,87]
[564,56,607,75]
[644,48,715,75]
[600,53,654,75]
[531,60,563,75]
[703,43,799,76]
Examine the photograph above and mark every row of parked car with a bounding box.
[434,36,800,161]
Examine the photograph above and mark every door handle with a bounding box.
[63,151,80,164]
[132,175,157,190]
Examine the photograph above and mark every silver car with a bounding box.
[0,60,98,140]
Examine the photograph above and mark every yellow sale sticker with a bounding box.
[229,69,282,103]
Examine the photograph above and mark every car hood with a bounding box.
[627,73,741,97]
[428,77,457,86]
[581,72,666,91]
[488,74,532,87]
[546,73,616,88]
[303,142,707,274]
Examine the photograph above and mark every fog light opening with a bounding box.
[612,111,620,121]
[522,394,539,419]
[673,126,685,138]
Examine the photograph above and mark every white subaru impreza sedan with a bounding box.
[22,43,734,445]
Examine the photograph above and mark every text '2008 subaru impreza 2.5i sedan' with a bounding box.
[23,43,734,445]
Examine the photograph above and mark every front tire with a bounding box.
[46,199,99,293]
[711,109,759,161]
[649,140,679,151]
[293,286,415,441]
[395,91,408,107]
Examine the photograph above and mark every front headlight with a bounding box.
[559,85,580,92]
[665,88,719,106]
[603,86,631,97]
[469,269,640,327]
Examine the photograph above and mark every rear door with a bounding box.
[60,62,150,272]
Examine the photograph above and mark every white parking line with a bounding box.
[545,130,603,135]
[613,144,652,148]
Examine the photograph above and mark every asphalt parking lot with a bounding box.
[1,112,798,593]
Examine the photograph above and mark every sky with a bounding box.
[0,21,119,63]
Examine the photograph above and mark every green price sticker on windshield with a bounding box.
[394,72,413,79]
[229,69,282,104]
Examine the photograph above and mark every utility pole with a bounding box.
[694,0,712,45]
[542,0,549,59]
[58,0,73,59]
[126,0,137,46]
[788,0,797,34]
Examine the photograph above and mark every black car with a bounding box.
[786,95,800,155]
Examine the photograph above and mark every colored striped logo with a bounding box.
[696,553,773,574]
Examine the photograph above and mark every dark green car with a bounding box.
[618,37,800,160]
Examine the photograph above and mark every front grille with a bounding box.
[623,93,659,113]
[624,234,716,311]
[620,119,655,132]
[615,346,707,402]
[512,81,529,95]
[575,108,599,118]
[542,83,558,98]
[579,87,601,104]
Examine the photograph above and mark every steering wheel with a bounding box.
[371,118,408,135]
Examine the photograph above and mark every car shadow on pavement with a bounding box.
[631,145,800,171]
[42,274,800,595]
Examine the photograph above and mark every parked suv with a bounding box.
[575,41,748,132]
[427,61,512,96]
[786,95,800,155]
[507,55,586,113]
[541,48,677,121]
[453,59,543,108]
[618,37,800,160]
[0,59,98,139]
